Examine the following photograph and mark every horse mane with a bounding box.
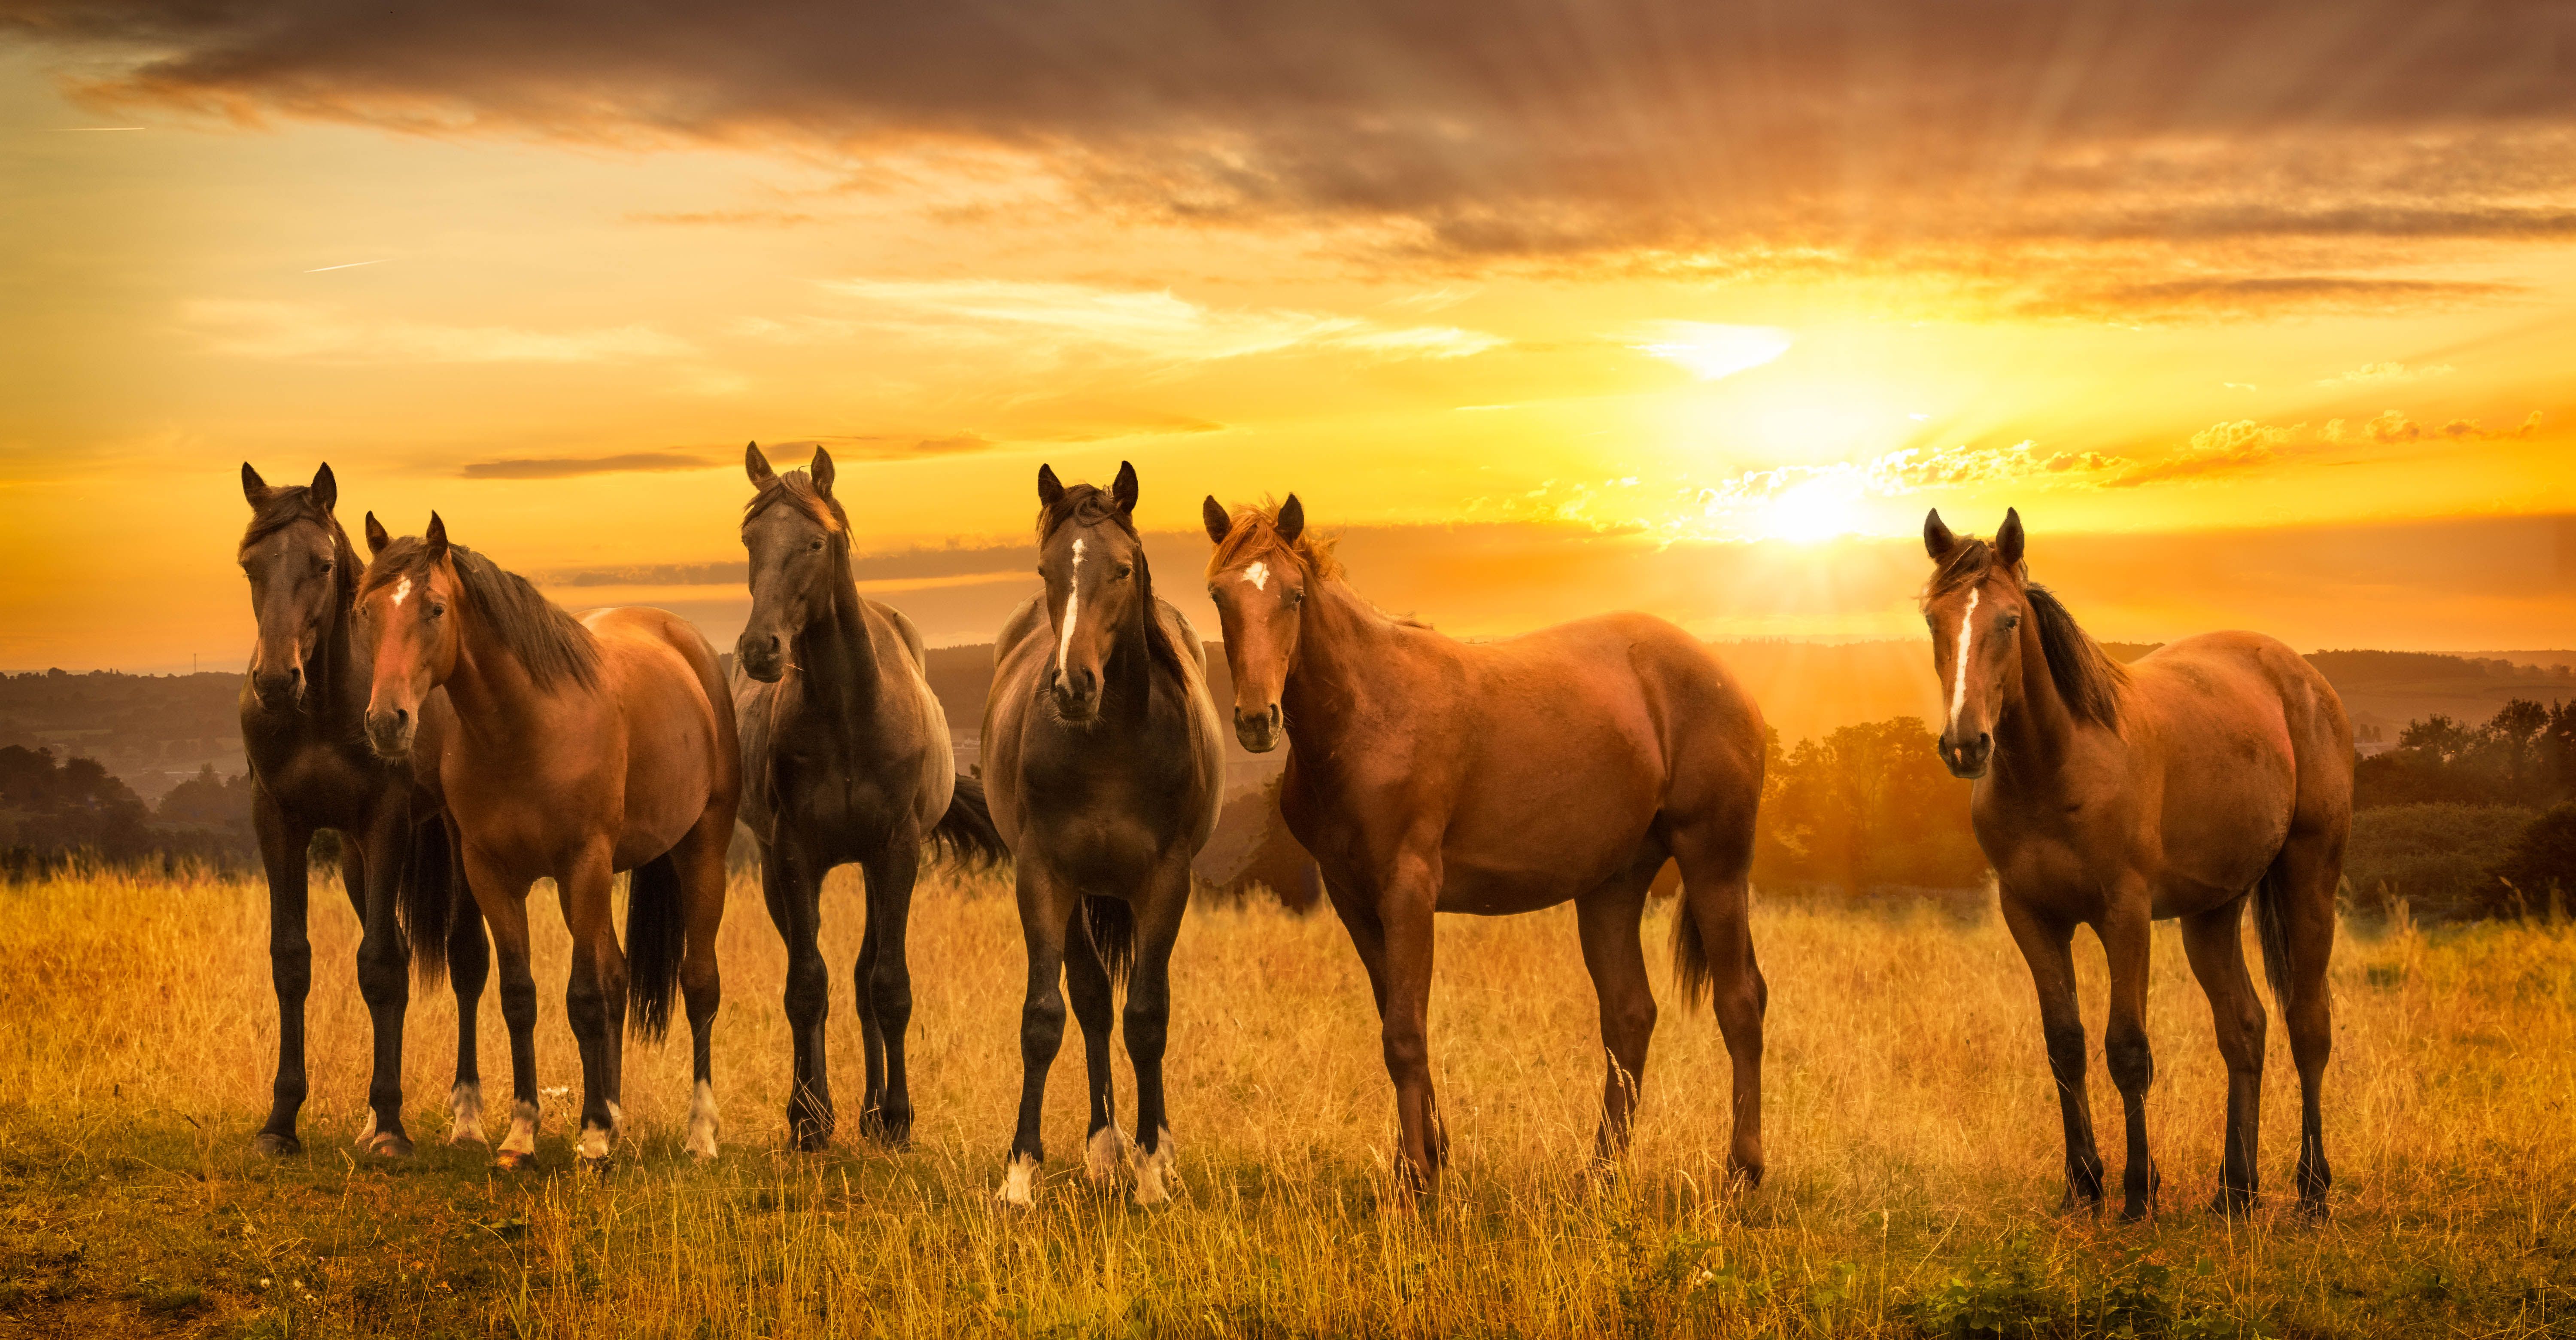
[1205,497,1343,582]
[240,484,361,609]
[1039,483,1188,682]
[743,466,851,537]
[361,536,602,691]
[1923,537,2126,729]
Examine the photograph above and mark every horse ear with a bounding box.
[1112,460,1139,515]
[1037,463,1065,508]
[811,447,836,496]
[1203,495,1231,544]
[241,463,267,505]
[1276,493,1305,543]
[1995,508,2025,568]
[364,512,390,555]
[309,463,337,513]
[745,442,776,489]
[1923,509,1956,560]
[424,512,449,563]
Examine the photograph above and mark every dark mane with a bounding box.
[743,467,851,537]
[1923,537,2126,729]
[1039,483,1188,682]
[361,537,601,691]
[241,484,361,609]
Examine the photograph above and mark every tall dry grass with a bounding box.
[1,865,2571,1337]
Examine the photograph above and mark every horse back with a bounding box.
[578,606,741,866]
[2121,632,2351,895]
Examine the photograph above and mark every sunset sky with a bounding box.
[3,0,2571,672]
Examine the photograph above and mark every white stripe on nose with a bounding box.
[1948,588,1979,734]
[1056,537,1085,673]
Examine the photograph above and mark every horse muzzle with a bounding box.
[364,706,416,759]
[251,664,303,711]
[735,633,786,683]
[1939,731,1992,780]
[1234,703,1282,753]
[1049,667,1101,722]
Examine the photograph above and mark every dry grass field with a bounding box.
[2,864,2571,1338]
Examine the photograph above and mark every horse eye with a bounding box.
[429,603,447,618]
[1114,563,1134,580]
[809,540,823,552]
[1286,589,1305,608]
[2000,614,2020,630]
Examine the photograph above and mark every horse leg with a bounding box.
[444,832,491,1145]
[2270,833,2341,1214]
[670,810,732,1160]
[351,802,414,1156]
[1126,857,1193,1206]
[2181,895,2266,1214]
[858,842,922,1147]
[469,854,544,1170]
[1002,863,1077,1206]
[560,845,628,1166]
[759,836,833,1149]
[2099,901,2160,1221]
[1062,903,1124,1186]
[1374,853,1447,1198]
[1575,866,1659,1168]
[1670,834,1764,1185]
[1999,895,2105,1209]
[252,788,313,1156]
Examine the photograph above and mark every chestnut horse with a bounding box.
[235,464,486,1156]
[358,514,740,1167]
[985,463,1224,1206]
[1922,509,2347,1218]
[1202,495,1770,1196]
[733,443,1005,1151]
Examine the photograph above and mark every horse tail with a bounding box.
[399,815,456,990]
[626,850,686,1042]
[928,773,1010,870]
[1671,897,1712,1008]
[1082,895,1136,992]
[2254,853,2296,1014]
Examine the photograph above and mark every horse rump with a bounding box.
[626,850,685,1042]
[927,773,1011,870]
[399,815,457,988]
[1082,894,1136,991]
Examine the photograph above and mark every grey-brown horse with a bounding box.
[984,462,1224,1206]
[1923,509,2347,1218]
[733,443,1005,1150]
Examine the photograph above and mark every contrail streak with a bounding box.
[305,260,392,273]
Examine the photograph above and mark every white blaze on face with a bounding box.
[391,576,413,607]
[1056,537,1085,674]
[1244,560,1270,592]
[1948,588,1981,734]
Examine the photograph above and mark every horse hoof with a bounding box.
[2297,1196,2331,1221]
[492,1149,534,1172]
[363,1130,415,1159]
[997,1154,1040,1208]
[2118,1200,2157,1223]
[1084,1126,1128,1185]
[253,1133,301,1157]
[578,1155,614,1176]
[2207,1190,2254,1218]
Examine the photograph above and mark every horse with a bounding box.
[1920,509,2347,1218]
[355,512,740,1168]
[235,463,487,1157]
[732,442,1007,1151]
[984,463,1224,1206]
[1200,494,1771,1198]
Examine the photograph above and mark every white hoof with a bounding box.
[449,1081,487,1145]
[998,1154,1040,1207]
[498,1099,540,1160]
[1084,1125,1128,1185]
[354,1108,377,1148]
[1132,1128,1176,1206]
[685,1080,720,1160]
[577,1123,614,1164]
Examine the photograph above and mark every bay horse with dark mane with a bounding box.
[235,463,486,1157]
[732,443,1006,1150]
[1921,509,2346,1218]
[357,513,740,1167]
[985,463,1224,1206]
[1201,494,1770,1197]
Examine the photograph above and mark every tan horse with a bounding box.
[358,514,740,1168]
[1922,509,2347,1218]
[1202,495,1770,1197]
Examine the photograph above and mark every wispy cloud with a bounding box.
[820,278,1502,364]
[1625,323,1793,381]
[460,451,721,479]
[2319,360,2454,386]
[184,300,694,364]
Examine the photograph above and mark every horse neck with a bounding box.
[438,600,559,748]
[306,582,363,713]
[1279,574,1398,751]
[1098,593,1162,725]
[790,560,882,719]
[1990,607,2087,786]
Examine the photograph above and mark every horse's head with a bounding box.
[354,511,462,759]
[1920,507,2030,780]
[737,442,848,683]
[1200,493,1311,753]
[237,462,350,710]
[1034,461,1147,723]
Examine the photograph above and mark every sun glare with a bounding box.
[1763,474,1868,544]
[1631,323,1794,381]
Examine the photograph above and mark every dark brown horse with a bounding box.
[1201,495,1771,1197]
[985,463,1224,1206]
[732,443,1005,1151]
[235,463,486,1156]
[1921,509,2347,1218]
[357,514,740,1167]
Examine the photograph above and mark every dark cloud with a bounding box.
[2020,276,2523,319]
[11,0,2576,303]
[459,450,721,478]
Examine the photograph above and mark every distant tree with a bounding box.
[2357,699,2574,810]
[153,764,259,863]
[2497,803,2576,910]
[0,743,152,868]
[1756,718,1987,892]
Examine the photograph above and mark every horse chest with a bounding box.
[245,722,386,824]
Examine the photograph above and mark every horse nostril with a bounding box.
[1267,703,1281,727]
[394,707,410,728]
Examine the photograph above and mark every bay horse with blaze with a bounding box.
[1921,509,2346,1218]
[985,463,1224,1206]
[235,463,487,1155]
[357,513,740,1167]
[1202,494,1771,1198]
[733,443,1006,1151]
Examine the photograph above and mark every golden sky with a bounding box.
[2,2,2571,671]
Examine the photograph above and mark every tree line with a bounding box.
[0,746,259,878]
[2345,698,2576,920]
